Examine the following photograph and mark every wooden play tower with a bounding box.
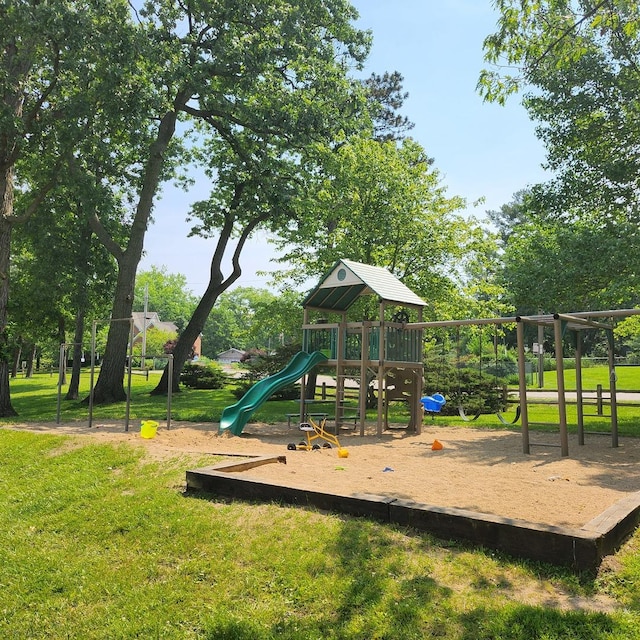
[300,259,427,436]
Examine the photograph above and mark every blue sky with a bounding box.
[140,1,550,296]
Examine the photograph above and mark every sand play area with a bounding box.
[5,418,640,529]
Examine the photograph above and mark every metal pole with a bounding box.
[142,284,148,364]
[125,318,134,432]
[56,344,65,424]
[88,321,97,428]
[167,354,173,429]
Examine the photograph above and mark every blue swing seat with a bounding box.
[420,393,446,413]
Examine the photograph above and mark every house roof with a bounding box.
[302,259,427,312]
[131,311,178,334]
[217,348,245,357]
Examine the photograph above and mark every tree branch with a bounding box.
[87,211,125,261]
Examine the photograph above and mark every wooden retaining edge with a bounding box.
[185,458,640,572]
[388,500,602,570]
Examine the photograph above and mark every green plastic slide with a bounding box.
[219,350,329,436]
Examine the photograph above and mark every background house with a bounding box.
[132,311,202,359]
[217,348,245,364]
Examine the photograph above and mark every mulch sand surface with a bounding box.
[5,419,640,528]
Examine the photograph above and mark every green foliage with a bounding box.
[201,287,303,357]
[500,212,640,313]
[480,1,640,215]
[133,267,198,331]
[423,345,513,416]
[179,360,227,390]
[233,343,305,401]
[270,135,480,319]
[132,326,177,362]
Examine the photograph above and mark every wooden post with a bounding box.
[608,331,619,448]
[516,319,530,454]
[576,331,584,445]
[335,313,346,428]
[360,321,370,437]
[299,308,310,425]
[553,315,569,457]
[377,302,386,436]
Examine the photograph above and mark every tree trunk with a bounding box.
[66,219,91,400]
[89,108,180,404]
[66,308,86,400]
[90,260,136,403]
[26,343,36,378]
[150,208,265,396]
[151,280,226,395]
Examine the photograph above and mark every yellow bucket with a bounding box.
[337,448,349,459]
[140,420,159,439]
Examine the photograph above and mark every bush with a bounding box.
[231,379,300,401]
[232,343,305,401]
[180,361,227,389]
[422,347,510,416]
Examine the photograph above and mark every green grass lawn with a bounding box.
[1,367,640,637]
[536,364,640,392]
[6,366,640,451]
[1,427,640,639]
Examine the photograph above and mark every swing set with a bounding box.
[417,309,640,456]
[426,323,520,425]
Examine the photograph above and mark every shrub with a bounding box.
[422,346,510,415]
[231,343,306,401]
[180,361,227,389]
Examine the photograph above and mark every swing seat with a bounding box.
[458,405,482,421]
[496,405,521,425]
[421,394,446,413]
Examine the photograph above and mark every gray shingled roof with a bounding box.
[303,259,427,312]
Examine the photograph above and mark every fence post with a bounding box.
[596,384,603,416]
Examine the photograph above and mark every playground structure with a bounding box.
[215,258,640,457]
[416,310,640,456]
[219,350,328,436]
[299,259,640,456]
[301,259,427,437]
[192,260,640,570]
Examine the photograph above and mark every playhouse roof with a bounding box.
[303,259,427,312]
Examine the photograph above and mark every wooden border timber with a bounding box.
[186,458,640,572]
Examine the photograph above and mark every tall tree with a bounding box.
[0,0,137,414]
[363,71,415,142]
[479,0,640,218]
[11,188,117,398]
[77,0,371,401]
[133,267,197,330]
[500,214,640,313]
[270,136,473,318]
[201,287,303,354]
[146,1,370,395]
[486,188,536,245]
